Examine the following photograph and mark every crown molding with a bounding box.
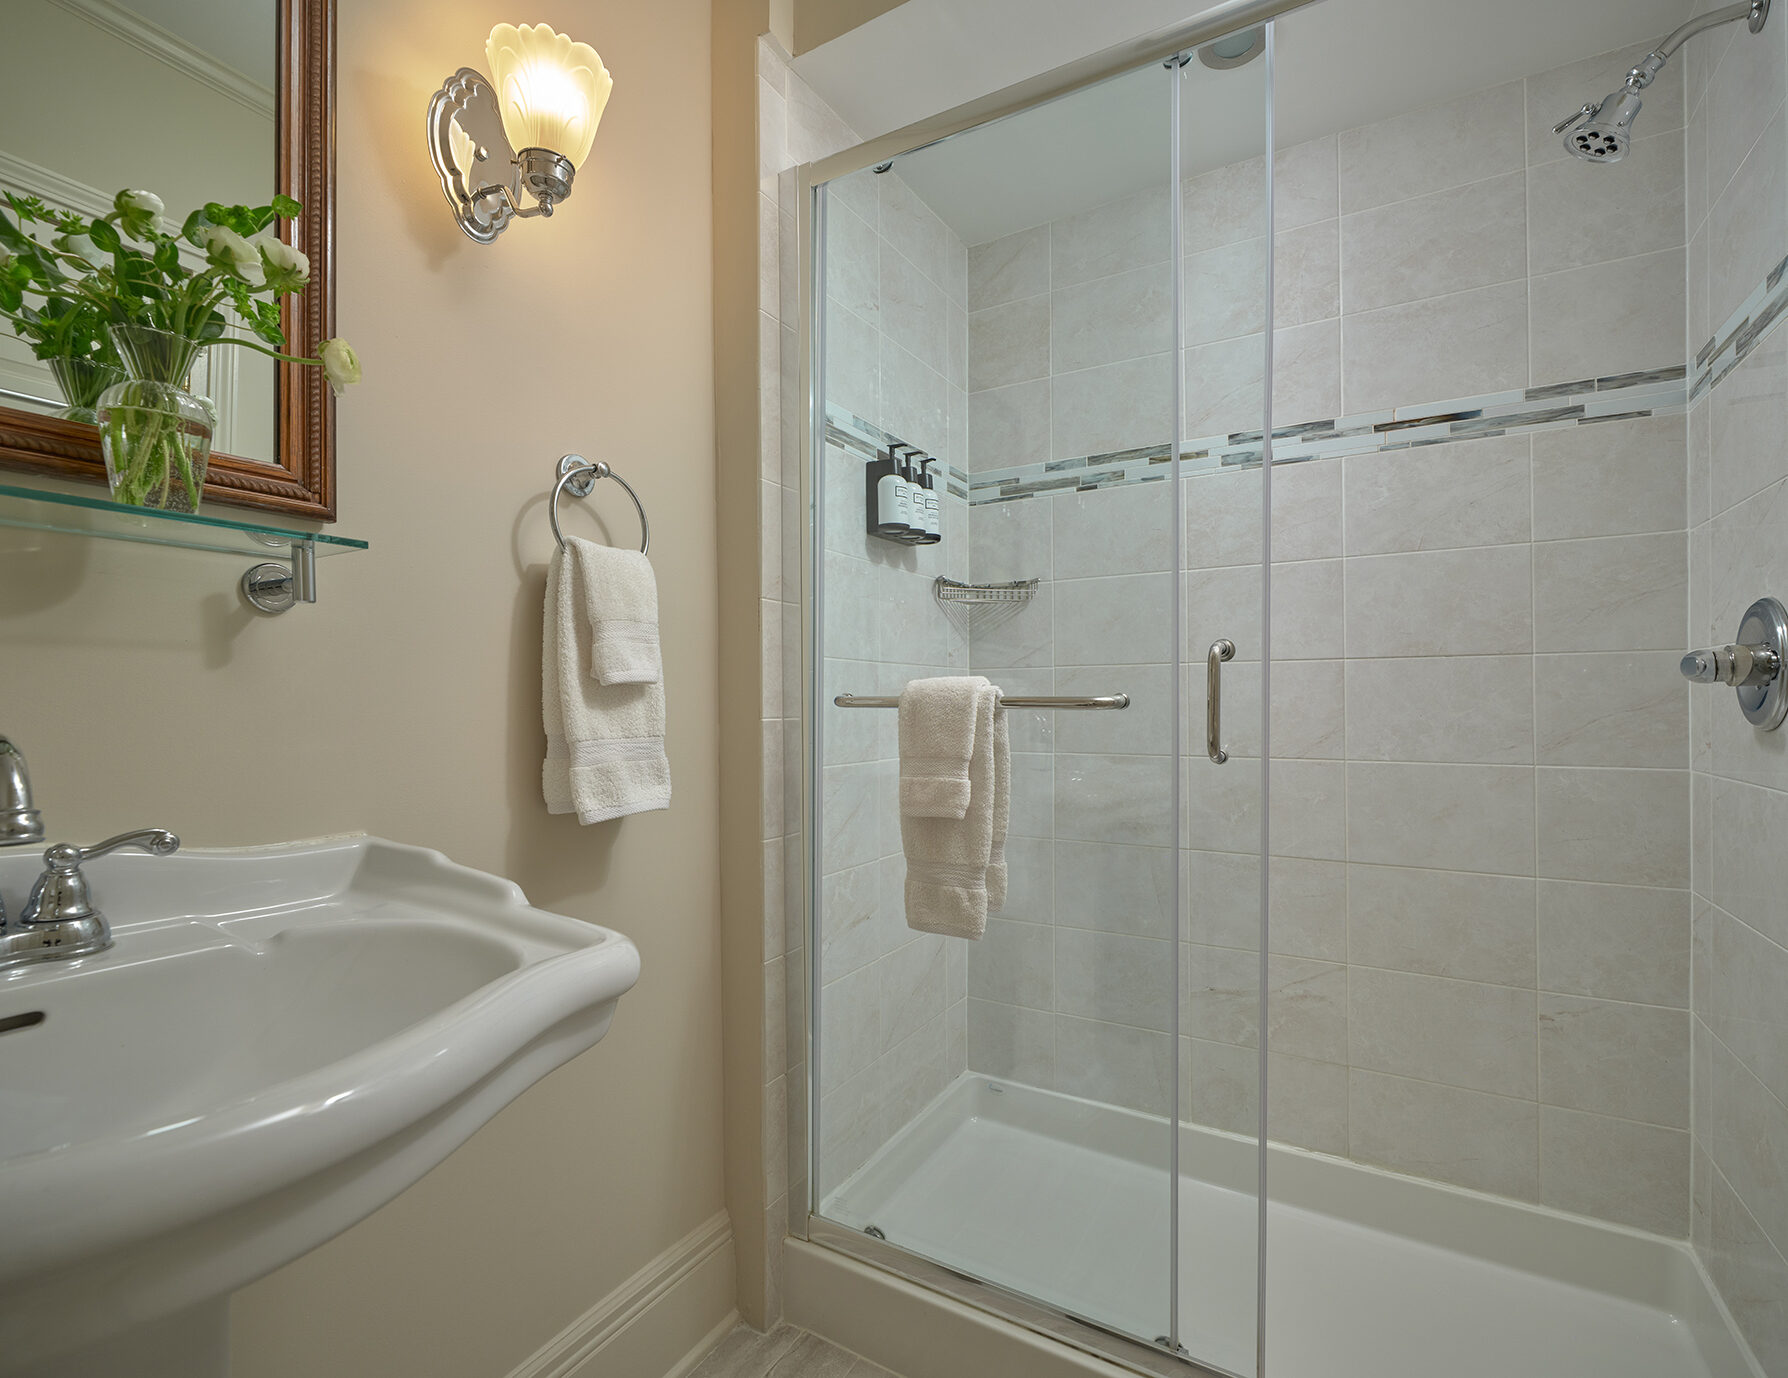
[47,0,275,118]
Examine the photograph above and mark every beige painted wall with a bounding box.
[0,1,727,1374]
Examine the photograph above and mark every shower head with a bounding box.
[1556,86,1646,163]
[1553,0,1770,164]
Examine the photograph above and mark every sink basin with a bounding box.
[0,836,640,1376]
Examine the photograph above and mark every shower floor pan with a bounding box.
[821,1076,1757,1378]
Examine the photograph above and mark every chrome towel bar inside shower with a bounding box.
[833,693,1129,710]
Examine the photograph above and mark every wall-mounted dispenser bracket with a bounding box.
[1681,595,1788,729]
[241,541,318,615]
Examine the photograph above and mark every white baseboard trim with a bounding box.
[508,1211,735,1378]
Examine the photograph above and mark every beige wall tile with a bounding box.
[1350,967,1538,1098]
[1346,545,1533,657]
[1054,1014,1174,1115]
[1349,1070,1539,1200]
[1534,652,1687,767]
[1530,249,1685,385]
[968,225,1049,311]
[1051,184,1172,289]
[1346,656,1534,764]
[1343,434,1531,556]
[1533,532,1686,653]
[1341,171,1527,313]
[1348,865,1537,987]
[1536,766,1689,887]
[967,998,1055,1087]
[1531,415,1687,538]
[1540,1107,1690,1235]
[1348,762,1537,875]
[968,295,1050,391]
[1537,880,1690,1008]
[1338,81,1526,213]
[1540,994,1689,1127]
[1527,134,1685,275]
[1051,355,1173,460]
[1055,262,1176,371]
[1343,280,1530,413]
[967,919,1054,1009]
[1057,928,1177,1031]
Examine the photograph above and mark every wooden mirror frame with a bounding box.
[0,0,338,521]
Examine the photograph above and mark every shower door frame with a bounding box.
[793,3,1309,1371]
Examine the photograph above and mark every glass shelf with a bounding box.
[0,480,367,559]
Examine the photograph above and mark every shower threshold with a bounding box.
[820,1076,1757,1378]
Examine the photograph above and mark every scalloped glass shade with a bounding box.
[484,23,612,170]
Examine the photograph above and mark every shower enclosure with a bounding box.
[791,1,1786,1374]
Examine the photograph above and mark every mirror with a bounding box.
[0,0,336,520]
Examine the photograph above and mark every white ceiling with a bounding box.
[796,0,1692,244]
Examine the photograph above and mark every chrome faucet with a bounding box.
[1,830,181,970]
[0,737,44,849]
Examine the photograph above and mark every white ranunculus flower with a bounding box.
[199,224,259,279]
[114,189,163,236]
[254,233,310,292]
[318,338,361,395]
[53,232,99,266]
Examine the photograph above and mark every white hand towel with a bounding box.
[898,675,990,817]
[565,537,662,685]
[902,680,1004,940]
[542,548,672,823]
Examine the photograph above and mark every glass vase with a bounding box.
[46,354,124,426]
[96,325,218,512]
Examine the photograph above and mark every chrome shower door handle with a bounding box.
[1207,639,1235,764]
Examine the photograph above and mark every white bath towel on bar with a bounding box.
[901,679,1007,940]
[543,547,671,824]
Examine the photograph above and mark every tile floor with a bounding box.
[687,1324,901,1378]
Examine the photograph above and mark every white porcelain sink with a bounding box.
[0,836,640,1377]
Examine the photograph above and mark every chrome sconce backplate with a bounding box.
[1680,595,1788,730]
[427,69,575,244]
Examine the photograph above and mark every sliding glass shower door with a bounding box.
[806,31,1271,1376]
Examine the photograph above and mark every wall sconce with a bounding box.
[427,24,613,244]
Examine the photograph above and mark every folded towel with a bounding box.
[566,537,662,685]
[543,547,671,824]
[902,680,1005,940]
[898,675,990,817]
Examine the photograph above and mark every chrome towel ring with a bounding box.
[549,453,650,555]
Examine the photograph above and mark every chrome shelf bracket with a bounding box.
[241,540,318,615]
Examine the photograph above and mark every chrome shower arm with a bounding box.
[1628,0,1768,87]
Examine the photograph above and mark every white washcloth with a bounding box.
[542,548,671,823]
[901,680,1006,940]
[898,675,990,817]
[566,538,662,685]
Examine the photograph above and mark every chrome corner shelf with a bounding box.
[0,481,368,615]
[933,576,1038,606]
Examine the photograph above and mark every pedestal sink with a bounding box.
[0,836,641,1378]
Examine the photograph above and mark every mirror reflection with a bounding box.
[0,0,277,463]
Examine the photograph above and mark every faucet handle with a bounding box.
[0,738,44,847]
[20,829,180,929]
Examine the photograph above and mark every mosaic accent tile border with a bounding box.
[821,256,1788,507]
[1691,249,1788,402]
[956,365,1688,505]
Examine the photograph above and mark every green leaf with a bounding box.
[87,218,122,254]
[271,194,303,220]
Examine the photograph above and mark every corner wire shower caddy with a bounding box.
[932,576,1038,607]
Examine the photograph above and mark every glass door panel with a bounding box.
[1176,24,1272,1378]
[809,58,1191,1354]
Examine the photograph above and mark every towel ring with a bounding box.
[550,454,649,555]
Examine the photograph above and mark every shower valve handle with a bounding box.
[1680,642,1780,688]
